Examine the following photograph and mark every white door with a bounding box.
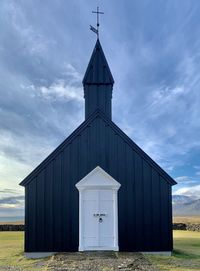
[82,189,115,250]
[75,166,121,251]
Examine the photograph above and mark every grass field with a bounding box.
[0,232,48,270]
[147,231,200,271]
[0,231,200,270]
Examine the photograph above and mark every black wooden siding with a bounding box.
[24,113,173,252]
[84,85,113,119]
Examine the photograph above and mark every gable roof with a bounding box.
[75,166,121,190]
[20,109,176,186]
[82,39,114,85]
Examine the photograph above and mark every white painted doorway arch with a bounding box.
[75,166,121,251]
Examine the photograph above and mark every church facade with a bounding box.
[20,39,176,256]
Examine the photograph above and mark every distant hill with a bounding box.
[173,195,200,216]
[172,195,192,204]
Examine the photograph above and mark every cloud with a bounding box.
[193,166,200,176]
[0,196,24,205]
[109,3,200,176]
[0,195,24,217]
[37,80,83,102]
[174,185,200,200]
[150,86,185,107]
[0,188,19,194]
[0,207,24,217]
[62,63,83,83]
[175,176,190,183]
[114,42,200,174]
[194,166,200,170]
[174,176,200,188]
[32,64,84,102]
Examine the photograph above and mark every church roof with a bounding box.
[82,39,114,85]
[20,109,176,186]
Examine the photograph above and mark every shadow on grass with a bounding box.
[173,249,200,259]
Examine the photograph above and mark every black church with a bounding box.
[20,37,176,257]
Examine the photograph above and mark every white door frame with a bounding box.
[75,166,121,251]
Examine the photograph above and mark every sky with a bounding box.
[0,0,200,217]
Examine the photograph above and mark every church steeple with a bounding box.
[83,39,114,119]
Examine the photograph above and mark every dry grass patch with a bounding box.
[0,220,24,225]
[173,216,200,224]
[146,230,200,271]
[0,232,50,270]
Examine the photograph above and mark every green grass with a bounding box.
[1,230,200,270]
[0,232,49,270]
[146,230,200,271]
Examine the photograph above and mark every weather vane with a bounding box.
[90,7,104,39]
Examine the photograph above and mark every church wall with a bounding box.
[97,117,173,252]
[25,115,173,252]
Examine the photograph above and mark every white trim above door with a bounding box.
[75,166,121,251]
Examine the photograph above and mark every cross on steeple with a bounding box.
[90,7,104,39]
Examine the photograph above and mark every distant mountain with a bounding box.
[172,195,193,205]
[173,196,200,216]
[0,216,24,222]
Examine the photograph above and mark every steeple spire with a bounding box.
[83,39,114,85]
[83,39,114,119]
